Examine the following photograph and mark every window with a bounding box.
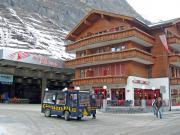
[171,89,180,106]
[79,92,90,106]
[80,70,84,78]
[80,51,86,57]
[167,30,173,38]
[56,92,65,105]
[147,66,152,78]
[111,45,126,52]
[68,93,78,107]
[43,92,55,104]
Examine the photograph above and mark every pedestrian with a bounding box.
[152,98,157,115]
[90,94,96,119]
[155,97,163,119]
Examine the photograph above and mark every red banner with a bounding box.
[159,34,170,53]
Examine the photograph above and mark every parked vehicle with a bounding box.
[41,90,97,121]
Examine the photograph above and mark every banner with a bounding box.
[159,34,170,53]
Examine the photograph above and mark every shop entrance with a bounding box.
[94,87,107,108]
[111,88,125,106]
[134,89,160,106]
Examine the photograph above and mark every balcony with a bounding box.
[170,78,180,85]
[168,36,180,51]
[169,54,180,67]
[66,28,155,53]
[73,76,127,86]
[65,48,154,68]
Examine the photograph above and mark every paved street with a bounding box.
[0,104,180,135]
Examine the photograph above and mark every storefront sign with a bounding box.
[132,79,150,85]
[0,49,64,68]
[0,74,13,84]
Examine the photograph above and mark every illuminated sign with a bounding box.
[0,49,64,68]
[132,79,150,85]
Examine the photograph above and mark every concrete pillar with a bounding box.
[41,74,47,103]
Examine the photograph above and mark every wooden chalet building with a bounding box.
[65,10,180,109]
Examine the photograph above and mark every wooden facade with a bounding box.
[65,10,180,87]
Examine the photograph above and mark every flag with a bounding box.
[159,34,171,53]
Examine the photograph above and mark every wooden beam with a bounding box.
[101,14,104,18]
[84,20,92,26]
[70,34,78,39]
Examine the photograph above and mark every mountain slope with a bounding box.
[0,0,150,60]
[0,5,73,60]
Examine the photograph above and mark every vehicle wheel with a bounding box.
[77,117,81,120]
[57,115,61,118]
[64,111,70,121]
[44,109,51,117]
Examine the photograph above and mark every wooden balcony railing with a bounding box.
[65,48,154,68]
[167,36,180,45]
[169,54,180,64]
[73,76,127,86]
[66,27,155,52]
[170,78,180,85]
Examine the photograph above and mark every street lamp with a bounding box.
[152,87,155,90]
[76,86,80,91]
[63,87,68,91]
[142,85,145,90]
[103,85,107,90]
[45,88,49,91]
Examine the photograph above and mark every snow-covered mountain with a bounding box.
[0,0,149,60]
[0,5,73,60]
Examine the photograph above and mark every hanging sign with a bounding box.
[0,74,13,84]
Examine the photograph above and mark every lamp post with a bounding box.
[141,85,146,108]
[102,85,107,109]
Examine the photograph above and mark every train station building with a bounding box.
[0,48,73,103]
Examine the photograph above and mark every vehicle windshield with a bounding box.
[79,92,90,106]
[43,92,55,104]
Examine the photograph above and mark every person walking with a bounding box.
[155,97,163,119]
[152,98,157,115]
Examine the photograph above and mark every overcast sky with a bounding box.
[127,0,180,23]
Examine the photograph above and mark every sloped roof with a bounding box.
[149,18,180,29]
[66,9,180,41]
[66,9,149,41]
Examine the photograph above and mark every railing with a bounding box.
[134,99,169,107]
[65,48,154,67]
[107,100,131,106]
[73,76,127,86]
[66,27,155,52]
[167,36,180,45]
[169,54,180,63]
[170,78,180,85]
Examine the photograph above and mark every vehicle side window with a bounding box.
[43,93,55,104]
[69,94,78,106]
[56,92,65,105]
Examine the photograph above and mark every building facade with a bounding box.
[65,10,180,109]
[0,48,73,103]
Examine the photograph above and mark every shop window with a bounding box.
[171,89,180,106]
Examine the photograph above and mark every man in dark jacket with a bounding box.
[155,97,162,119]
